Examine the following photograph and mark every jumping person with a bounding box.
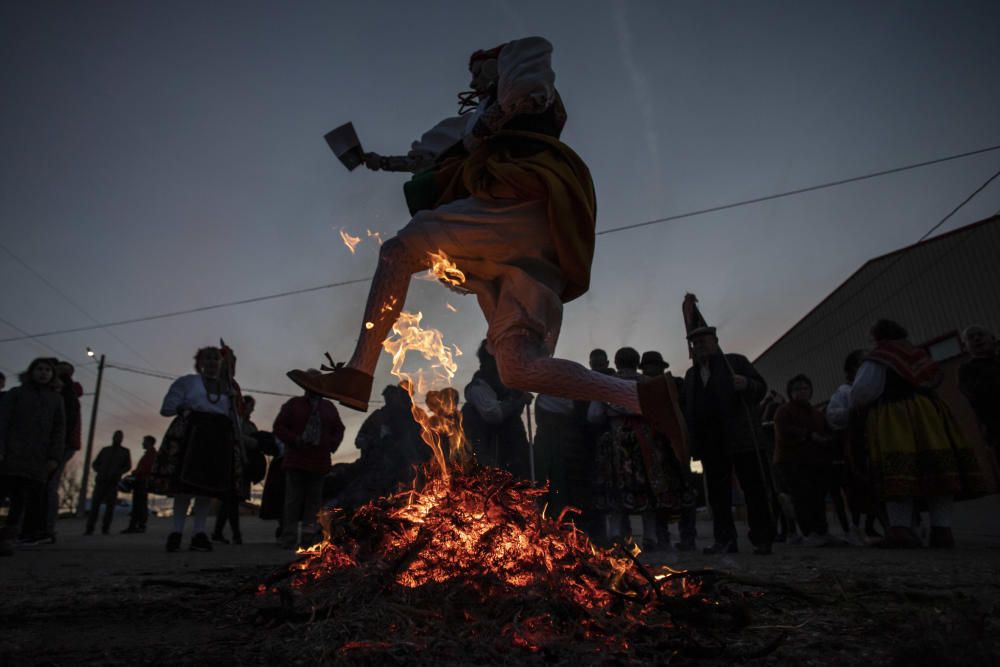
[287,36,680,446]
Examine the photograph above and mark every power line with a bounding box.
[106,361,385,402]
[594,143,1000,236]
[773,165,1000,366]
[0,242,159,369]
[0,276,372,343]
[107,363,297,397]
[0,315,157,414]
[1,142,999,346]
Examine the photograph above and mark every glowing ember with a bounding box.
[365,321,374,330]
[339,228,362,253]
[367,229,384,244]
[445,302,458,312]
[261,247,707,659]
[268,466,705,658]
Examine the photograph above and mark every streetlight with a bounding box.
[77,347,106,516]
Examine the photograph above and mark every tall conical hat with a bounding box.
[682,293,716,341]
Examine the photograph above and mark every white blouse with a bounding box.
[848,361,886,409]
[160,374,232,417]
[825,384,852,431]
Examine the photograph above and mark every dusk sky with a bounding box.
[2,1,998,472]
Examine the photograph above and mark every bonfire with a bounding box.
[254,251,773,663]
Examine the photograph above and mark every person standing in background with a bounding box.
[639,350,697,552]
[463,341,533,478]
[273,372,345,550]
[0,359,65,557]
[155,346,243,553]
[683,323,774,556]
[122,436,157,534]
[958,325,1000,456]
[851,319,985,548]
[85,430,131,535]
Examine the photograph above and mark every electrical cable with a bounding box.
[767,166,1000,366]
[594,143,1000,236]
[0,242,159,369]
[2,143,998,345]
[0,315,154,413]
[0,276,372,343]
[106,362,386,403]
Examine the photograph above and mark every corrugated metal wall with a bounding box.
[754,215,1000,401]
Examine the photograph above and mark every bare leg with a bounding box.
[493,334,640,412]
[347,238,427,375]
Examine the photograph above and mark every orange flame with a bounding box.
[339,228,362,254]
[381,310,469,481]
[271,248,702,653]
[427,250,466,288]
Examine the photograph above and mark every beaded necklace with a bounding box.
[202,375,223,404]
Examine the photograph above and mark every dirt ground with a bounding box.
[2,497,999,666]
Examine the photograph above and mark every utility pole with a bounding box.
[77,351,105,516]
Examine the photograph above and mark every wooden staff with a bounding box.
[526,401,536,483]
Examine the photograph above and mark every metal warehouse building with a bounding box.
[753,214,1000,488]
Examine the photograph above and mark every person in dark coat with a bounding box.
[0,358,66,556]
[21,361,83,544]
[258,450,286,538]
[334,385,426,511]
[683,327,774,555]
[532,393,585,516]
[272,372,345,549]
[85,430,132,535]
[463,340,532,478]
[213,395,264,545]
[774,375,843,546]
[122,435,157,534]
[959,325,1000,455]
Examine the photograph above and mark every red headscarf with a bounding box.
[468,43,506,68]
[866,340,942,388]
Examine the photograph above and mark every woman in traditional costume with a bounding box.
[154,347,244,552]
[288,37,680,441]
[588,348,681,550]
[850,319,984,548]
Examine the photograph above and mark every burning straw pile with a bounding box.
[254,466,743,664]
[251,259,780,663]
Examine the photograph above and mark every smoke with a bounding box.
[612,2,663,187]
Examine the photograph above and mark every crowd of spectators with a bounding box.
[1,321,996,557]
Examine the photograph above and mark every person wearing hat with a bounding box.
[682,311,774,556]
[335,384,428,511]
[272,370,346,550]
[590,347,680,549]
[640,351,698,551]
